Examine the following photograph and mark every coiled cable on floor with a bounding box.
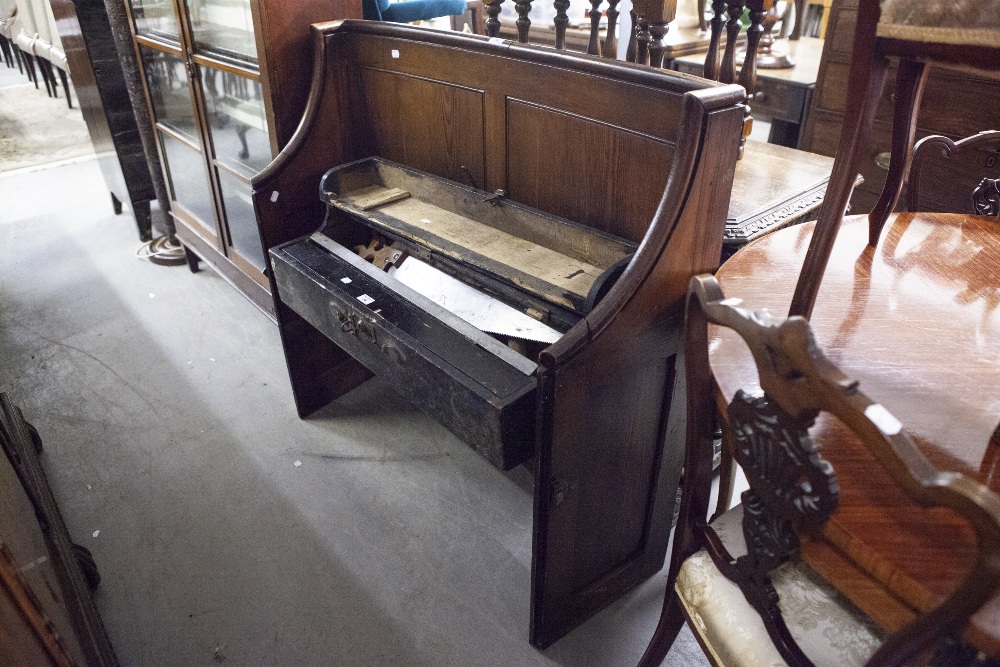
[135,236,187,266]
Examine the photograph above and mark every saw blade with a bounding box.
[388,258,563,344]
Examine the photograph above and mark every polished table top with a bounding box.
[711,212,1000,654]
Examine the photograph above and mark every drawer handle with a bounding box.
[334,305,406,365]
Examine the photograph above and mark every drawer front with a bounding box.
[272,237,538,469]
[751,79,809,124]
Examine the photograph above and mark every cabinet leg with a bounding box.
[132,199,152,242]
[183,245,201,273]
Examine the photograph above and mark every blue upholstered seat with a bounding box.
[363,0,469,24]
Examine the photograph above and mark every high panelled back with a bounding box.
[334,28,694,244]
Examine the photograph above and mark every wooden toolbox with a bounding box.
[271,158,638,468]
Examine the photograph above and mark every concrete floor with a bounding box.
[0,67,711,666]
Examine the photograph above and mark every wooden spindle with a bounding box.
[553,0,570,49]
[626,9,638,62]
[602,0,621,58]
[515,0,533,42]
[647,22,668,67]
[635,14,651,65]
[737,0,769,157]
[719,0,745,84]
[703,0,727,79]
[484,0,504,37]
[587,0,603,55]
[697,0,708,31]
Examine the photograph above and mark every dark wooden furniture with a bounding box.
[0,394,119,666]
[640,270,1000,665]
[789,0,1000,318]
[48,0,163,241]
[483,0,836,250]
[798,0,1000,217]
[121,0,363,315]
[674,35,824,148]
[253,19,746,648]
[708,212,1000,659]
[908,131,1000,214]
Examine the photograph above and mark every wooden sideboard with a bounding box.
[798,0,1000,213]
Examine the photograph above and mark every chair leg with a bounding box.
[787,0,887,319]
[13,43,23,74]
[0,36,12,68]
[637,595,689,667]
[867,59,930,246]
[23,51,39,89]
[40,59,55,97]
[57,67,72,108]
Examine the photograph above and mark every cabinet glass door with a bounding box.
[199,64,269,274]
[185,0,258,64]
[129,0,181,41]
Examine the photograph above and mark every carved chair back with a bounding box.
[639,273,1000,666]
[788,0,1000,318]
[908,131,1000,216]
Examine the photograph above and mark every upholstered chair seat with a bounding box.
[675,505,884,667]
[876,0,1000,46]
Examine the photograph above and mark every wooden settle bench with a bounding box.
[251,20,745,647]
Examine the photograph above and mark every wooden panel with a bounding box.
[340,32,691,144]
[505,101,674,244]
[359,68,486,191]
[255,0,364,149]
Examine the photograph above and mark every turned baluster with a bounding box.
[515,0,533,42]
[553,0,571,49]
[635,14,651,65]
[626,9,638,61]
[703,0,727,80]
[647,21,668,67]
[719,0,746,84]
[587,0,603,55]
[737,0,770,157]
[484,0,505,37]
[632,0,675,68]
[602,0,621,58]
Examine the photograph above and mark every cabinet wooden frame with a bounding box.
[121,0,363,314]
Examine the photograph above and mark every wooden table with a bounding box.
[724,141,833,254]
[674,37,825,148]
[711,212,1000,655]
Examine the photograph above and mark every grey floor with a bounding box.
[0,66,710,666]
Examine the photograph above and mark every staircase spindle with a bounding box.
[553,0,571,49]
[602,0,621,58]
[625,9,638,61]
[635,14,650,65]
[516,0,533,42]
[484,0,505,37]
[587,0,604,55]
[719,0,746,84]
[703,0,727,80]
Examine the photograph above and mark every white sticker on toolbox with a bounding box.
[357,294,375,305]
[341,277,352,284]
[391,49,400,58]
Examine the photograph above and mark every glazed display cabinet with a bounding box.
[122,0,361,314]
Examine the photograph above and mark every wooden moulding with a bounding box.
[321,158,638,317]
